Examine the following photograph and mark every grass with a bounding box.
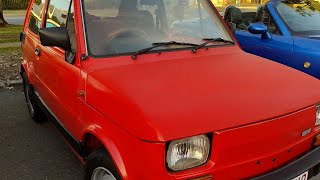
[0,25,23,34]
[0,47,21,54]
[0,25,23,43]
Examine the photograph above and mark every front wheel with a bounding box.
[85,148,121,180]
[21,72,46,123]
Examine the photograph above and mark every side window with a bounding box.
[255,7,280,34]
[267,14,280,35]
[46,0,76,63]
[45,0,76,51]
[46,0,71,28]
[28,0,46,34]
[67,1,76,52]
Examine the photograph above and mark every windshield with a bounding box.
[83,0,233,57]
[275,0,320,35]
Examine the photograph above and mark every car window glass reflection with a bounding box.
[46,0,71,28]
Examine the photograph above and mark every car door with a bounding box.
[22,0,46,83]
[235,6,293,65]
[292,37,320,79]
[34,0,81,137]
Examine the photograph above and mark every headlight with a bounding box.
[166,135,210,171]
[316,105,320,126]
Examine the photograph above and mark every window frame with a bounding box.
[27,0,46,35]
[264,5,283,35]
[66,0,77,52]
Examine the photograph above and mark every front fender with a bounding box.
[82,124,128,179]
[20,59,34,84]
[80,103,168,180]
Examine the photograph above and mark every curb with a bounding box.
[0,79,23,88]
[7,79,23,86]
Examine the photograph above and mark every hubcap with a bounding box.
[91,167,117,180]
[24,82,35,117]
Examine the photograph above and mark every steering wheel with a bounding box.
[104,28,150,54]
[105,28,149,43]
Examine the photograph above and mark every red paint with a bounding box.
[21,0,320,179]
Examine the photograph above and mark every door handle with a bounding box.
[35,48,41,56]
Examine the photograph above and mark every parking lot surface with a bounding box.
[0,88,82,180]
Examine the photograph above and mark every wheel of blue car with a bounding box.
[85,148,121,180]
[22,72,46,123]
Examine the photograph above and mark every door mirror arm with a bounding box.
[65,51,76,64]
[261,31,271,39]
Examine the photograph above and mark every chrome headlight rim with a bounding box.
[316,104,320,126]
[165,134,212,172]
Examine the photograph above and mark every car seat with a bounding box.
[241,12,255,26]
[224,6,248,30]
[137,10,155,35]
[224,6,235,23]
[255,6,268,24]
[117,0,138,17]
[255,6,280,34]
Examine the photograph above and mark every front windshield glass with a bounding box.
[83,0,233,57]
[275,0,320,35]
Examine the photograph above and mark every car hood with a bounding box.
[85,49,320,142]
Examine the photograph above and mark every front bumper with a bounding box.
[253,146,320,180]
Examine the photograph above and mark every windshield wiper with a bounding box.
[132,41,199,59]
[192,38,235,52]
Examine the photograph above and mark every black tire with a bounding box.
[85,148,122,180]
[21,72,46,123]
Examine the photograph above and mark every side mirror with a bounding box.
[248,23,271,39]
[39,27,71,51]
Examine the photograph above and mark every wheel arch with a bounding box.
[20,61,34,84]
[82,127,128,179]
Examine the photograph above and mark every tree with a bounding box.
[0,0,8,27]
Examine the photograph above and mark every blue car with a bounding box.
[224,0,320,79]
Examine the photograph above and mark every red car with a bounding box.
[20,0,320,179]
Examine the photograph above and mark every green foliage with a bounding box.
[34,0,42,5]
[0,25,22,34]
[0,46,21,54]
[3,0,29,9]
[309,0,320,11]
[0,25,22,43]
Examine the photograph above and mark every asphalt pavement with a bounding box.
[0,87,82,180]
[3,10,25,25]
[4,16,24,25]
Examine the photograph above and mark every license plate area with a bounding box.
[292,171,308,180]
